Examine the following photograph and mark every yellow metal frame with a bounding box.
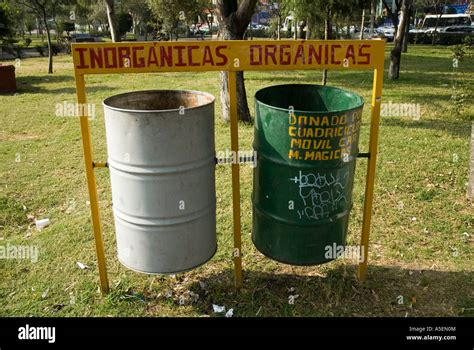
[72,40,385,294]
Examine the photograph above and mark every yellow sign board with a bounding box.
[72,40,385,74]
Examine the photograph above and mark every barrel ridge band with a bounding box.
[252,198,353,227]
[107,152,216,175]
[113,203,217,227]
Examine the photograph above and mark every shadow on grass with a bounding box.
[247,70,461,94]
[183,265,472,317]
[248,70,375,91]
[15,75,119,95]
[381,117,471,138]
[16,75,74,84]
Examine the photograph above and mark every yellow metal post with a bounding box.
[74,73,109,294]
[228,71,243,288]
[358,67,384,281]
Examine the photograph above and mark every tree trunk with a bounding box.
[402,7,411,53]
[53,18,60,42]
[43,16,53,74]
[298,21,305,39]
[468,121,474,200]
[277,15,281,40]
[216,0,257,123]
[219,70,250,123]
[431,10,443,45]
[322,10,332,85]
[389,0,410,80]
[105,0,120,42]
[370,0,375,36]
[132,15,138,36]
[360,9,365,40]
[306,17,312,40]
[293,16,297,40]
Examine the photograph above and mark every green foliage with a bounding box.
[449,84,471,118]
[248,27,271,38]
[0,3,14,42]
[279,0,371,39]
[449,41,473,117]
[35,45,46,56]
[58,21,75,35]
[121,0,153,36]
[118,12,133,36]
[147,0,196,39]
[450,41,473,62]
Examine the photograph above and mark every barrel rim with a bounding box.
[103,89,215,113]
[254,83,364,114]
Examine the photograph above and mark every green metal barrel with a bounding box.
[252,84,364,265]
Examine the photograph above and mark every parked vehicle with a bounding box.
[420,14,473,33]
[70,34,100,43]
[410,24,474,45]
[376,26,395,41]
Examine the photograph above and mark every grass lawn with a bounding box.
[0,44,473,317]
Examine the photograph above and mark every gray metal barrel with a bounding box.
[103,90,216,274]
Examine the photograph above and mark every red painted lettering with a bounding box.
[118,47,130,68]
[132,46,145,67]
[250,45,262,65]
[280,45,291,65]
[264,45,277,65]
[202,46,214,66]
[358,44,371,65]
[308,44,321,65]
[330,44,342,65]
[75,48,88,69]
[293,44,305,65]
[160,46,173,67]
[174,46,186,66]
[215,45,228,66]
[148,47,159,66]
[187,45,199,66]
[345,45,356,64]
[89,48,102,69]
[104,47,117,68]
